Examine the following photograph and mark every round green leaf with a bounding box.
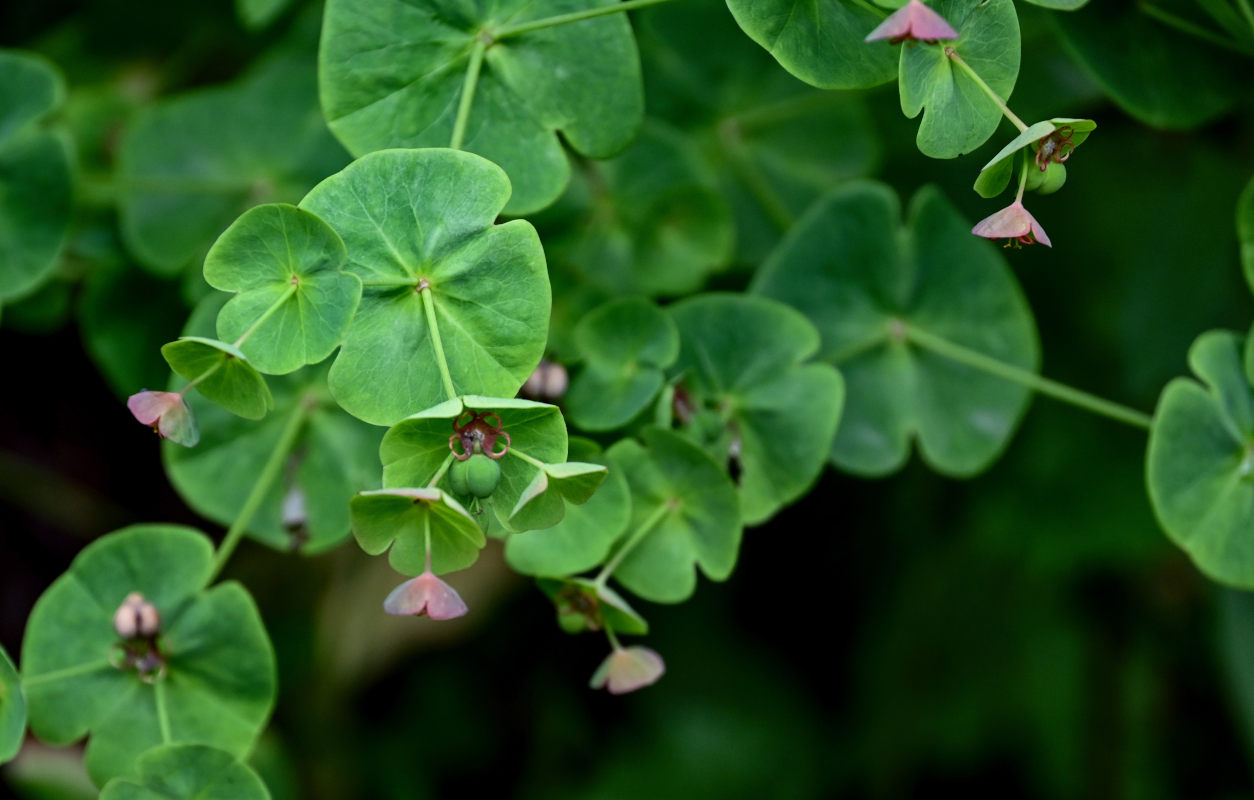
[898,0,1021,159]
[0,131,73,302]
[0,643,24,765]
[100,744,270,800]
[319,0,645,216]
[350,488,485,576]
[1239,174,1254,296]
[205,204,360,375]
[1147,329,1254,588]
[605,427,742,604]
[300,149,550,426]
[668,293,844,525]
[118,56,347,274]
[0,49,65,147]
[565,297,680,432]
[21,525,276,786]
[380,395,573,533]
[752,181,1039,477]
[545,122,734,297]
[505,439,631,578]
[162,337,274,420]
[724,0,898,90]
[1054,2,1251,129]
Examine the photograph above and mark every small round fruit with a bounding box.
[465,453,502,498]
[448,459,471,496]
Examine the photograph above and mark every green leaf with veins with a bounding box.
[565,297,680,432]
[118,55,347,274]
[0,643,24,765]
[165,294,382,554]
[380,395,578,533]
[752,180,1039,477]
[21,525,275,787]
[162,337,274,420]
[605,427,741,604]
[299,149,550,426]
[350,488,485,576]
[668,293,845,525]
[724,0,898,90]
[898,0,1021,159]
[100,745,270,800]
[204,204,360,375]
[1239,175,1254,296]
[1147,329,1254,588]
[0,50,72,302]
[319,0,644,216]
[506,439,631,578]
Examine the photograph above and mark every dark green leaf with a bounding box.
[1239,174,1254,295]
[0,643,24,765]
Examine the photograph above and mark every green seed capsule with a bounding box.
[557,609,588,635]
[1027,162,1066,195]
[448,459,471,496]
[465,453,502,498]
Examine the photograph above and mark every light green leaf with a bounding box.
[350,488,485,576]
[0,49,64,147]
[606,427,742,604]
[21,525,276,787]
[973,118,1095,198]
[506,439,631,578]
[100,744,271,800]
[536,577,648,635]
[161,336,274,420]
[668,293,844,525]
[724,0,898,90]
[1239,174,1254,296]
[236,0,293,30]
[319,0,644,216]
[1147,329,1254,588]
[752,181,1039,477]
[898,0,1021,159]
[299,149,550,425]
[205,204,360,375]
[118,56,347,274]
[0,643,24,765]
[565,297,680,432]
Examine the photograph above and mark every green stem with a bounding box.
[828,331,890,365]
[178,359,225,396]
[428,452,456,488]
[848,0,888,18]
[904,325,1152,430]
[719,121,795,231]
[419,285,458,401]
[233,284,297,348]
[508,447,548,470]
[360,277,422,288]
[945,48,1029,132]
[605,626,624,651]
[154,681,173,743]
[208,399,311,580]
[594,503,672,588]
[495,0,677,39]
[450,37,488,150]
[1139,3,1254,54]
[1015,150,1030,203]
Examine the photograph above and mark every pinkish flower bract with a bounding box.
[971,200,1052,248]
[864,0,959,44]
[126,390,199,447]
[384,570,468,620]
[589,646,666,695]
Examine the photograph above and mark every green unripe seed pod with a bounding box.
[1027,161,1066,195]
[557,609,588,635]
[448,458,471,496]
[465,453,502,498]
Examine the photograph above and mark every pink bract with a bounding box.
[126,390,199,447]
[590,646,666,695]
[971,200,1052,247]
[864,0,959,44]
[384,571,469,620]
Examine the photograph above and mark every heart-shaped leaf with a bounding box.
[506,439,631,578]
[350,488,485,576]
[21,525,276,786]
[565,298,680,432]
[668,293,845,525]
[99,744,270,800]
[380,395,575,533]
[1147,329,1254,588]
[725,0,898,90]
[605,427,742,604]
[161,337,274,420]
[898,0,1021,159]
[118,56,347,274]
[319,0,644,216]
[299,148,550,426]
[973,118,1095,199]
[0,50,72,302]
[0,644,24,765]
[1239,174,1254,295]
[752,181,1039,477]
[204,203,360,375]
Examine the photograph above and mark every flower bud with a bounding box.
[589,646,665,695]
[113,592,160,639]
[383,571,468,620]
